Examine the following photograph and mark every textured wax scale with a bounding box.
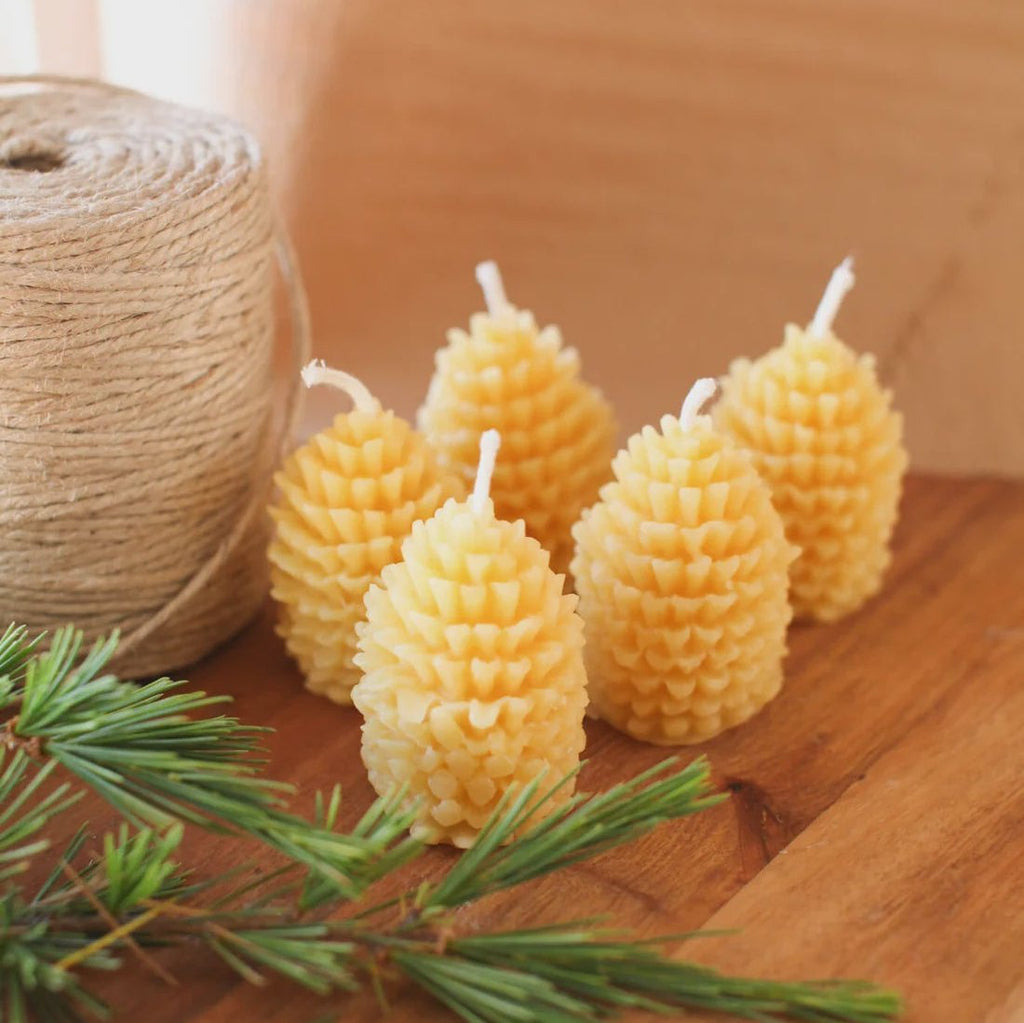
[353,431,589,847]
[571,380,797,746]
[715,259,908,622]
[418,261,616,576]
[268,363,464,704]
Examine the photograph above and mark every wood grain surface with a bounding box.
[31,0,1024,476]
[57,473,1022,1023]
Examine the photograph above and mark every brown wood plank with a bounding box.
[68,473,1024,1020]
[679,600,1024,1023]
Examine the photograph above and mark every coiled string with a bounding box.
[0,75,311,675]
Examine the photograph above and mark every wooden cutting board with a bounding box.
[80,473,1024,1022]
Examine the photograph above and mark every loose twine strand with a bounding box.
[0,75,311,676]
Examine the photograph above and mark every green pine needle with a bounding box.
[0,751,80,884]
[422,756,722,911]
[0,623,40,681]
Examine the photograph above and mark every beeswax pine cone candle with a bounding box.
[353,431,589,847]
[571,380,797,746]
[268,362,464,704]
[715,259,908,622]
[418,261,616,576]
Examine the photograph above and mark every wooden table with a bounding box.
[87,474,1023,1022]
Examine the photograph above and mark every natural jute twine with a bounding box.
[0,75,311,677]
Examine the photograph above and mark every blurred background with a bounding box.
[3,0,1023,475]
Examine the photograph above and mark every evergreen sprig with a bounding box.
[1,628,417,899]
[0,627,902,1023]
[443,927,899,1022]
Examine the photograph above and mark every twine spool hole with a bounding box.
[0,134,66,172]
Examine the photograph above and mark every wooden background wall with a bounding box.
[15,0,1024,475]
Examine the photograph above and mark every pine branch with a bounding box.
[0,625,902,1023]
[0,628,419,900]
[443,926,901,1022]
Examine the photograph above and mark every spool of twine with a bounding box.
[0,75,310,677]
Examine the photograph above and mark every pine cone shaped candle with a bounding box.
[268,362,464,704]
[418,261,616,576]
[353,430,588,847]
[571,380,797,746]
[715,259,908,622]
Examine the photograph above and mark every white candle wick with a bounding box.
[475,260,512,317]
[679,377,718,428]
[809,256,856,338]
[301,359,381,414]
[471,429,502,514]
